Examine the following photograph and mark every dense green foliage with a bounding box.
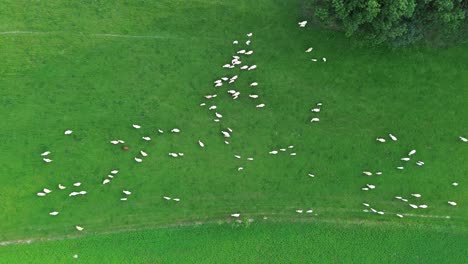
[0,0,467,262]
[310,0,468,45]
[1,222,467,263]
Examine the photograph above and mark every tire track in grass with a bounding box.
[0,209,456,247]
[0,30,179,40]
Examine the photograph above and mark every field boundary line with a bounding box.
[0,30,178,40]
[0,209,460,247]
[90,33,174,39]
[0,31,58,35]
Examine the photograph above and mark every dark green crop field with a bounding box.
[0,0,467,262]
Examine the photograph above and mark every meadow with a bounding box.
[1,221,468,263]
[0,0,467,261]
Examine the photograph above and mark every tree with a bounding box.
[310,0,467,45]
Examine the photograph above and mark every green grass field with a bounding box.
[1,222,467,263]
[0,0,467,262]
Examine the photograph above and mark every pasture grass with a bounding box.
[0,0,467,253]
[0,221,467,263]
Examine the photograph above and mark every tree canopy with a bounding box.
[310,0,467,45]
